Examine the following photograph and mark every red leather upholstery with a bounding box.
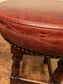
[0,0,63,56]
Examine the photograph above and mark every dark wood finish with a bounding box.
[11,46,23,79]
[44,56,63,84]
[44,56,53,84]
[44,56,48,64]
[10,46,49,83]
[10,45,63,84]
[52,58,63,84]
[46,57,53,84]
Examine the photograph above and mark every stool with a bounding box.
[0,0,63,84]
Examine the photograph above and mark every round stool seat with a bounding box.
[0,0,63,57]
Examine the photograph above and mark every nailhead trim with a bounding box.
[25,50,29,53]
[17,48,20,50]
[1,34,62,59]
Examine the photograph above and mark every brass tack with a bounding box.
[47,56,50,58]
[14,45,16,48]
[18,48,20,50]
[30,52,34,55]
[25,50,29,53]
[21,48,24,52]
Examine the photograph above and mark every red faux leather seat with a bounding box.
[0,0,63,57]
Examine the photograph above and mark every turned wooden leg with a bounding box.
[44,56,48,64]
[44,57,53,84]
[11,45,23,79]
[44,56,53,77]
[44,56,63,84]
[52,58,63,84]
